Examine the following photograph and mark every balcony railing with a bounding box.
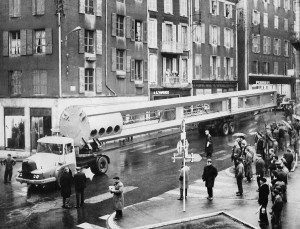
[162,73,189,88]
[290,31,300,49]
[161,41,184,53]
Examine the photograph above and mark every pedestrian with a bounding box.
[271,189,284,229]
[255,154,265,191]
[235,158,244,196]
[204,129,213,158]
[258,177,270,226]
[269,155,278,180]
[1,154,16,184]
[278,124,286,152]
[74,167,87,208]
[276,164,288,185]
[244,148,253,183]
[60,167,73,209]
[231,141,241,168]
[283,148,293,171]
[178,162,190,200]
[288,126,298,157]
[202,158,218,200]
[255,132,265,159]
[110,177,124,220]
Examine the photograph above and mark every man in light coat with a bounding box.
[178,162,190,200]
[110,177,124,220]
[235,158,244,196]
[202,159,218,200]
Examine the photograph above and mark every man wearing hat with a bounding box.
[258,177,270,225]
[202,159,218,200]
[255,154,265,191]
[271,189,283,228]
[283,148,294,171]
[235,158,244,196]
[110,177,124,220]
[74,167,87,208]
[2,154,16,184]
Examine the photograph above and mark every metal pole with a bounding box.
[58,12,62,98]
[183,152,186,212]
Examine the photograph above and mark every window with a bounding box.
[116,15,125,37]
[35,29,46,54]
[10,31,21,55]
[263,36,271,54]
[274,16,279,29]
[263,13,268,28]
[182,25,188,48]
[274,38,281,55]
[211,56,217,79]
[180,0,188,17]
[263,62,270,74]
[165,24,173,42]
[9,0,20,17]
[195,0,199,12]
[9,71,22,96]
[253,61,259,73]
[284,0,290,10]
[194,25,201,43]
[211,26,218,45]
[284,40,289,56]
[148,19,157,48]
[274,62,278,74]
[135,21,142,42]
[33,70,47,95]
[85,0,94,14]
[182,59,188,81]
[84,68,94,91]
[211,0,218,15]
[252,10,260,25]
[32,0,45,15]
[274,0,280,8]
[148,0,157,11]
[134,60,143,81]
[224,28,232,48]
[225,57,231,78]
[284,18,288,31]
[195,54,202,79]
[284,63,289,75]
[149,54,157,83]
[116,49,125,71]
[224,3,232,18]
[252,35,260,53]
[85,30,94,53]
[164,0,173,14]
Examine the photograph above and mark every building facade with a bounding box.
[0,0,148,154]
[237,0,296,99]
[192,0,238,95]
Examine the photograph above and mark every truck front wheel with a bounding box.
[229,122,235,134]
[91,157,109,175]
[221,123,229,136]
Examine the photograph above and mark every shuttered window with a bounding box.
[116,49,125,71]
[149,54,157,84]
[116,15,125,37]
[224,4,232,18]
[85,0,94,14]
[195,54,202,80]
[96,67,102,93]
[9,0,21,18]
[284,19,288,31]
[10,31,21,56]
[148,0,157,11]
[32,0,45,15]
[274,62,279,75]
[148,19,157,48]
[164,0,173,14]
[135,60,143,81]
[96,30,102,55]
[85,30,94,53]
[9,71,22,96]
[33,70,47,95]
[34,29,46,54]
[180,0,188,17]
[135,20,142,42]
[85,68,94,91]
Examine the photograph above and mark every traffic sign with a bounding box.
[177,139,189,154]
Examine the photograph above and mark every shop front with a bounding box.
[149,88,191,100]
[192,80,238,95]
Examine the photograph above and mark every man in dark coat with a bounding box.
[283,148,294,171]
[60,167,73,208]
[258,177,270,225]
[289,126,298,156]
[202,159,218,200]
[255,154,265,191]
[276,164,288,185]
[235,158,244,196]
[271,189,284,229]
[204,129,213,158]
[74,167,87,208]
[1,154,16,184]
[278,124,286,152]
[110,177,124,220]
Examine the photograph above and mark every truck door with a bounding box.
[64,143,76,164]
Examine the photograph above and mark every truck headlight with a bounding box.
[33,175,40,179]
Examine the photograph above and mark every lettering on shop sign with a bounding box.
[256,81,270,85]
[153,91,170,95]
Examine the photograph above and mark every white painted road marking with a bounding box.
[98,215,110,220]
[142,145,169,154]
[157,148,177,155]
[77,222,106,229]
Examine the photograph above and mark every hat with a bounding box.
[113,176,120,180]
[207,159,212,163]
[7,154,11,156]
[241,140,247,145]
[238,158,243,162]
[76,167,82,170]
[260,177,267,183]
[277,164,283,169]
[273,189,280,195]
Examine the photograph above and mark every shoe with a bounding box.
[208,197,213,201]
[177,197,183,200]
[206,196,210,200]
[236,193,243,196]
[256,189,260,192]
[236,192,240,194]
[113,217,119,221]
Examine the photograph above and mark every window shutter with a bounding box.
[217,27,220,46]
[217,56,220,79]
[163,57,166,76]
[178,24,182,43]
[224,57,227,78]
[79,29,85,53]
[111,47,116,71]
[79,0,85,14]
[279,39,281,55]
[26,29,33,55]
[21,30,27,55]
[231,58,234,78]
[96,67,102,93]
[187,25,190,49]
[3,31,9,56]
[131,19,135,41]
[224,4,226,17]
[127,55,131,72]
[230,5,233,18]
[210,56,213,78]
[209,25,212,44]
[162,23,166,42]
[96,30,102,55]
[45,28,52,54]
[144,61,148,81]
[15,0,21,17]
[96,0,102,16]
[41,70,47,94]
[123,50,126,70]
[131,59,135,81]
[32,0,36,15]
[37,0,45,15]
[252,11,255,24]
[201,23,205,44]
[9,0,14,17]
[79,67,85,93]
[111,13,116,37]
[273,38,276,55]
[143,21,147,43]
[216,1,220,15]
[126,16,131,38]
[230,29,234,48]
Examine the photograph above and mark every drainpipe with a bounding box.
[235,3,238,90]
[105,0,116,96]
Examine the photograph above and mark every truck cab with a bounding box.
[16,136,76,186]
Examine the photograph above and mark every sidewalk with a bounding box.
[107,159,300,229]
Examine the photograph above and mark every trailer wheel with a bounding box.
[91,156,109,175]
[221,123,229,136]
[229,122,235,134]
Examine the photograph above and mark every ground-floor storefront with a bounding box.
[149,87,191,100]
[192,80,238,95]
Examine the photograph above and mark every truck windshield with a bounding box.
[37,143,64,155]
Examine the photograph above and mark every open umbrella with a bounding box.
[232,132,246,138]
[281,120,292,129]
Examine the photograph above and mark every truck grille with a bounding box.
[22,159,37,172]
[21,173,33,179]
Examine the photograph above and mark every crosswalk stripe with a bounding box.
[165,190,206,199]
[77,222,106,229]
[84,186,138,204]
[215,154,231,160]
[148,197,164,201]
[119,144,156,152]
[98,215,110,220]
[214,150,227,155]
[142,145,169,154]
[157,148,177,155]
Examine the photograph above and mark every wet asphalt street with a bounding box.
[0,111,284,229]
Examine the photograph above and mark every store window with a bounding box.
[4,108,25,150]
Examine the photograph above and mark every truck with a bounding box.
[16,89,277,187]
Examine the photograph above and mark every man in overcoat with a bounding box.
[235,158,244,196]
[204,129,213,158]
[60,167,73,208]
[258,177,270,225]
[178,162,190,200]
[110,177,124,220]
[74,167,87,208]
[2,154,16,184]
[283,148,294,171]
[244,148,253,183]
[255,154,265,191]
[271,189,283,229]
[202,159,218,200]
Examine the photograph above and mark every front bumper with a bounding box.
[16,177,56,184]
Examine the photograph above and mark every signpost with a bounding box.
[172,119,202,212]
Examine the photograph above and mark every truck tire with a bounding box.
[221,122,229,136]
[91,156,108,175]
[229,122,235,134]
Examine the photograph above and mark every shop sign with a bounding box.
[153,91,170,95]
[255,81,270,85]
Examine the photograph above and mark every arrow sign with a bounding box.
[192,154,202,162]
